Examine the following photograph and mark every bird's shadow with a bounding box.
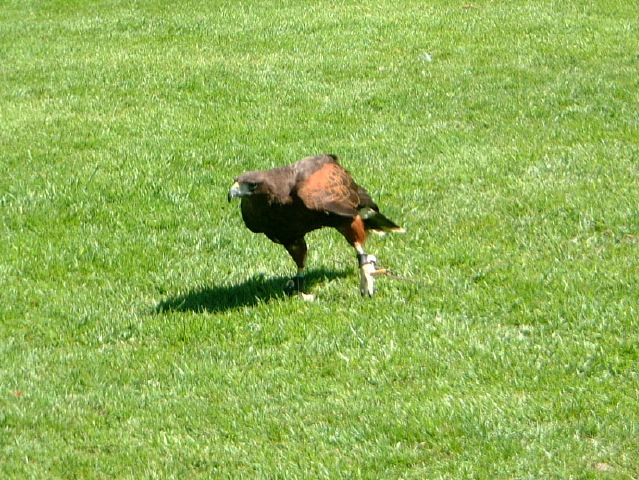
[154,267,350,314]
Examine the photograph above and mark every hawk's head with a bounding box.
[228,167,296,204]
[227,172,270,202]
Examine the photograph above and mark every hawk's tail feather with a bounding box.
[359,207,405,233]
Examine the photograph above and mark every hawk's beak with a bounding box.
[228,182,241,202]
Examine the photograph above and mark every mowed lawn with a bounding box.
[1,0,638,478]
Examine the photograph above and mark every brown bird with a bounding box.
[228,154,404,297]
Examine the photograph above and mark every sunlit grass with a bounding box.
[1,0,638,478]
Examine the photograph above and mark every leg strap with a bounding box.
[358,253,377,267]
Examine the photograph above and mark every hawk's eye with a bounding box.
[248,182,258,191]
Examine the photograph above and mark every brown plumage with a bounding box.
[228,154,404,297]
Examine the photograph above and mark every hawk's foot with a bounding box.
[284,274,314,300]
[358,254,377,297]
[285,274,305,295]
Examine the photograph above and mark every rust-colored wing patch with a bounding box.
[297,162,360,217]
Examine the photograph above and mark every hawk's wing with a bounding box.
[296,161,368,217]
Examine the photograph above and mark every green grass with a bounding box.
[1,0,638,478]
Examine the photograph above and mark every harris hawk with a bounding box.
[228,154,404,297]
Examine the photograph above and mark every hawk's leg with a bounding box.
[283,238,312,298]
[355,243,377,297]
[338,216,380,297]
